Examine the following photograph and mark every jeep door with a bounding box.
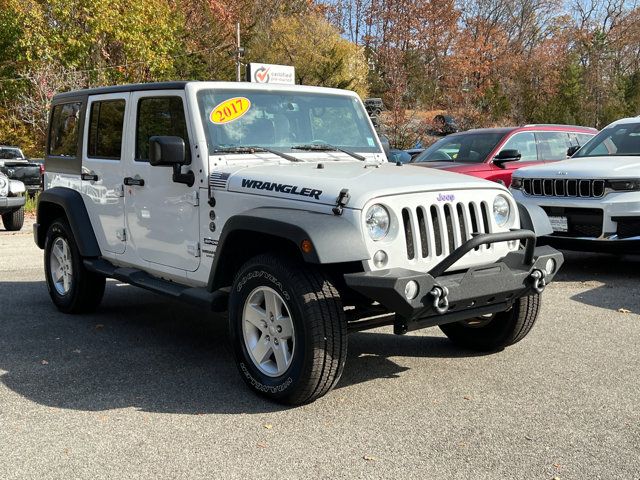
[82,93,129,255]
[123,91,200,272]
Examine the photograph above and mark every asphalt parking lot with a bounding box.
[0,221,638,480]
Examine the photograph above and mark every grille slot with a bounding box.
[402,208,415,260]
[456,203,468,243]
[417,207,429,258]
[430,206,443,256]
[522,178,605,198]
[444,204,456,253]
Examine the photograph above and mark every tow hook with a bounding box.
[530,269,546,294]
[430,285,450,314]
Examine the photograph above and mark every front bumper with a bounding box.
[0,195,25,213]
[344,229,563,334]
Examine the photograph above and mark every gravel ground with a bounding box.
[0,220,638,480]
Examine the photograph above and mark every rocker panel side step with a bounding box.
[83,258,228,311]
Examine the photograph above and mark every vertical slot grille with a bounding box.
[402,208,415,260]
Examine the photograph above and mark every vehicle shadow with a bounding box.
[0,280,480,414]
[552,250,640,314]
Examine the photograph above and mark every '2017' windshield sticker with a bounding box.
[210,97,251,125]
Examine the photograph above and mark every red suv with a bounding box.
[409,125,597,185]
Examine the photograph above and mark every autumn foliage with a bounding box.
[0,0,639,153]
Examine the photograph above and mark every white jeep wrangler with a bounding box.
[35,81,562,404]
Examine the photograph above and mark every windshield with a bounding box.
[412,132,505,163]
[0,148,24,159]
[573,122,640,157]
[197,89,380,155]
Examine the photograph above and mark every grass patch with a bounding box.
[24,192,39,214]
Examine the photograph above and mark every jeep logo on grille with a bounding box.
[437,193,455,202]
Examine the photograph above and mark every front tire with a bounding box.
[2,206,24,231]
[228,254,347,405]
[439,294,541,351]
[44,218,105,313]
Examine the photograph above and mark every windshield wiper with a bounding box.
[292,143,366,161]
[211,146,301,162]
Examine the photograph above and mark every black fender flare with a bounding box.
[517,201,553,237]
[208,207,370,291]
[35,187,101,257]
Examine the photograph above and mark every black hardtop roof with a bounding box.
[52,81,190,101]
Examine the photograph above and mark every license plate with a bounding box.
[549,216,568,232]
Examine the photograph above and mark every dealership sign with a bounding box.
[247,63,295,85]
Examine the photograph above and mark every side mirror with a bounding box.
[494,149,521,168]
[567,145,580,157]
[379,135,391,159]
[149,136,186,166]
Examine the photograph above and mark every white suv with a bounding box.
[34,81,562,404]
[512,117,640,253]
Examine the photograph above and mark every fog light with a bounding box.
[544,258,556,275]
[404,280,419,300]
[373,250,388,268]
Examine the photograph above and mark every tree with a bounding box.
[249,13,369,96]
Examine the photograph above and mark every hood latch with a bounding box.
[333,188,350,216]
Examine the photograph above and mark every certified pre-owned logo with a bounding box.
[437,193,455,202]
[254,66,270,83]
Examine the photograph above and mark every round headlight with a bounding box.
[365,204,390,241]
[493,195,511,226]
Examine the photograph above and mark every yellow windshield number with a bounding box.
[210,97,251,125]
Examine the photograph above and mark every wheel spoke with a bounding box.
[52,243,64,264]
[251,336,272,364]
[264,290,278,319]
[273,342,289,373]
[245,304,267,330]
[62,272,71,292]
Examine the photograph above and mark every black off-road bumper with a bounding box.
[0,195,25,214]
[344,230,563,334]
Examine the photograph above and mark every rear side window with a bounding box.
[135,96,189,161]
[49,102,82,157]
[88,100,126,159]
[535,131,571,160]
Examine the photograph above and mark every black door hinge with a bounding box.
[333,188,350,215]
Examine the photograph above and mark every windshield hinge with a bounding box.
[187,190,199,206]
[333,188,350,216]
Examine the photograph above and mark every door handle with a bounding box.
[124,177,145,187]
[81,173,99,181]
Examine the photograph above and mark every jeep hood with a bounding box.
[221,161,505,209]
[514,155,640,179]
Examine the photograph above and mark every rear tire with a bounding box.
[228,254,347,405]
[44,218,105,313]
[439,294,541,351]
[2,206,24,231]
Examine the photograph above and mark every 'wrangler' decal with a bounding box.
[241,179,322,200]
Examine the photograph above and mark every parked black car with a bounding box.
[0,146,42,196]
